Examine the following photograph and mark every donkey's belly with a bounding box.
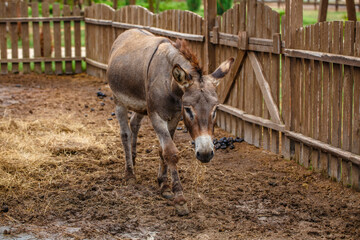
[112,90,147,114]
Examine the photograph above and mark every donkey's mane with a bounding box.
[173,39,203,76]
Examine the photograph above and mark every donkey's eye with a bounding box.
[184,107,194,120]
[212,107,218,119]
[212,109,217,119]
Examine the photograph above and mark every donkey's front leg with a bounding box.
[150,113,189,216]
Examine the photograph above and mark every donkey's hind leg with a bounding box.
[130,113,144,166]
[115,105,135,182]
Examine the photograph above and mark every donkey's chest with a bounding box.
[148,91,182,121]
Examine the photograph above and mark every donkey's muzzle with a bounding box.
[195,135,214,163]
[196,150,214,163]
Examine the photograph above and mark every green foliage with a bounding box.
[217,0,233,15]
[187,0,201,12]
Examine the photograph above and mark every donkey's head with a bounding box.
[172,40,234,163]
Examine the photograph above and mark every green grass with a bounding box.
[303,10,360,25]
[274,8,360,26]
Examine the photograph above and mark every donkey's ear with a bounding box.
[172,64,193,88]
[210,58,234,87]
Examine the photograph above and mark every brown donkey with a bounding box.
[107,29,234,215]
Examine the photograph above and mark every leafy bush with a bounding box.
[217,0,233,15]
[187,0,201,12]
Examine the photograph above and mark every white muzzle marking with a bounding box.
[195,135,214,155]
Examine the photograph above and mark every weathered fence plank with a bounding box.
[354,22,360,157]
[53,4,62,75]
[318,22,329,171]
[9,2,18,73]
[32,2,41,73]
[74,7,82,73]
[330,21,343,181]
[0,2,7,74]
[63,5,72,74]
[42,2,52,74]
[20,1,30,73]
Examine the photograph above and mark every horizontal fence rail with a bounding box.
[84,18,204,42]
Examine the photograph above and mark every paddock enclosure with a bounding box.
[1,0,360,239]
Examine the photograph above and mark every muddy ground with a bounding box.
[0,73,359,240]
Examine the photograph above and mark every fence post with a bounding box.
[318,0,328,22]
[346,0,357,21]
[204,0,217,73]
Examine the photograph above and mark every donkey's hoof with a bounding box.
[161,190,174,199]
[175,202,189,216]
[126,177,136,185]
[125,173,136,185]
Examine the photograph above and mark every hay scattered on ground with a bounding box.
[0,115,117,208]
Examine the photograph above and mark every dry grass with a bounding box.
[0,114,117,203]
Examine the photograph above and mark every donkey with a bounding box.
[107,29,234,215]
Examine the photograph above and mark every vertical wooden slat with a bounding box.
[299,26,307,166]
[311,23,321,169]
[270,11,280,154]
[10,2,19,73]
[197,16,203,67]
[63,5,72,74]
[302,26,312,167]
[230,6,239,137]
[236,1,246,139]
[351,164,360,190]
[20,2,30,73]
[343,21,354,152]
[225,10,233,135]
[314,23,321,142]
[74,6,82,73]
[244,0,256,145]
[32,2,41,73]
[281,14,291,158]
[253,2,263,148]
[101,5,107,78]
[219,12,226,132]
[86,6,95,76]
[354,22,360,156]
[0,2,7,74]
[319,22,331,172]
[42,2,52,74]
[309,25,316,167]
[341,21,355,186]
[291,27,302,163]
[330,21,343,181]
[84,6,89,75]
[262,6,270,151]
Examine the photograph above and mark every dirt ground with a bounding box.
[0,73,359,240]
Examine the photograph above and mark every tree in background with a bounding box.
[186,0,201,12]
[217,0,232,15]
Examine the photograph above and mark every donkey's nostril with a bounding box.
[210,151,214,157]
[196,152,200,158]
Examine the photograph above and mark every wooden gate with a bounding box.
[212,1,282,154]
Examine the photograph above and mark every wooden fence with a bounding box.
[283,21,360,187]
[0,1,83,74]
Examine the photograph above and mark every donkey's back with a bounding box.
[107,29,168,113]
